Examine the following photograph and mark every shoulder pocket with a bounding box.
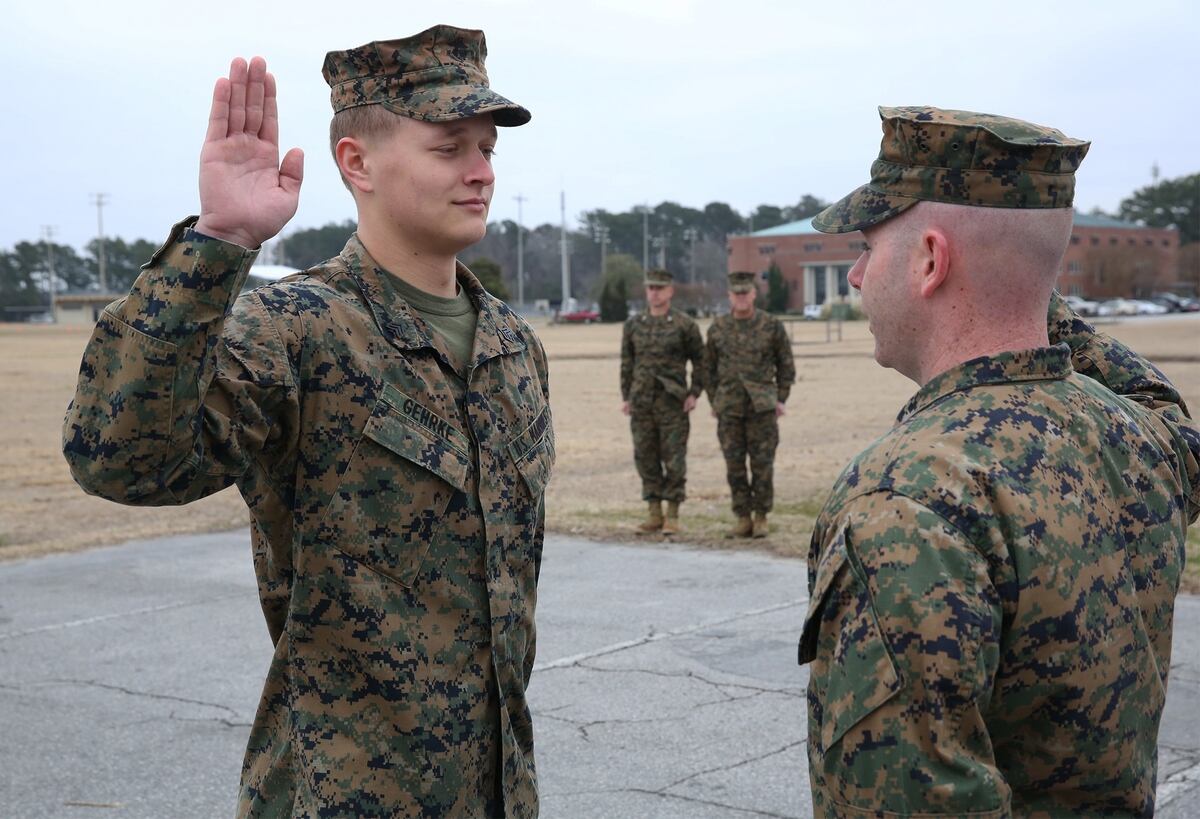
[507,405,554,497]
[799,524,902,751]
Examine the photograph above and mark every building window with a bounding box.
[1067,261,1082,274]
[758,244,775,255]
[848,241,867,251]
[1145,238,1154,246]
[1071,236,1080,245]
[1128,238,1136,246]
[1090,236,1100,246]
[803,243,823,252]
[1068,284,1083,296]
[1162,239,1170,247]
[1110,237,1118,246]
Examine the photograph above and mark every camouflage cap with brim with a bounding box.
[322,24,531,127]
[727,271,757,293]
[645,269,674,285]
[813,106,1090,234]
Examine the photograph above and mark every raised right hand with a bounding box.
[195,57,304,249]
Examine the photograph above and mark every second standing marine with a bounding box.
[620,269,706,534]
[706,271,796,537]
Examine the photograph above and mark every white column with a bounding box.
[803,267,816,306]
[824,266,837,306]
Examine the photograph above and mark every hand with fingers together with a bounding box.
[195,56,304,249]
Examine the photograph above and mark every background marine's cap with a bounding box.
[813,106,1090,234]
[644,269,674,285]
[727,271,757,293]
[322,24,531,126]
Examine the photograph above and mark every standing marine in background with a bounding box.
[620,269,706,535]
[706,271,796,538]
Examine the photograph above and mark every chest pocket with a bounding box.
[316,385,472,588]
[798,524,901,752]
[507,404,555,498]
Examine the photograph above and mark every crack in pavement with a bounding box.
[623,787,800,818]
[533,597,807,673]
[661,739,808,793]
[536,710,683,742]
[0,593,248,641]
[42,678,245,720]
[1158,755,1200,807]
[170,712,253,729]
[572,661,805,700]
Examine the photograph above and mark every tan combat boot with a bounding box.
[752,512,769,538]
[661,502,680,535]
[726,516,753,538]
[638,500,664,533]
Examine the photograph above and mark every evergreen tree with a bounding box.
[766,262,788,313]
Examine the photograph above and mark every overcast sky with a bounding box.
[5,0,1197,253]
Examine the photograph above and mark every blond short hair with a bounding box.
[328,105,407,191]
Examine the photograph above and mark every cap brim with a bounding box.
[380,86,531,127]
[811,184,917,234]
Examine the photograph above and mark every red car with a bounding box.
[558,309,600,324]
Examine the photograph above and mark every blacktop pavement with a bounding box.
[2,530,1199,818]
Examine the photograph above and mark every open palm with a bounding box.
[195,57,304,249]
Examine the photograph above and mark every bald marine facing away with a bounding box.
[798,105,1200,817]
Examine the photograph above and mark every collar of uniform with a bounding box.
[896,344,1074,424]
[458,260,529,366]
[337,234,436,351]
[642,309,674,322]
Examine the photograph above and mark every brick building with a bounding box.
[727,211,1181,311]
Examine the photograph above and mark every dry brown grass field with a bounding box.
[2,313,1198,583]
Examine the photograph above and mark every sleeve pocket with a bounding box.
[507,405,554,498]
[799,524,902,751]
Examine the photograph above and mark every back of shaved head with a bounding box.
[901,201,1073,321]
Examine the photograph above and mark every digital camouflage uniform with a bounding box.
[705,296,795,516]
[62,27,551,819]
[620,303,705,503]
[800,106,1200,817]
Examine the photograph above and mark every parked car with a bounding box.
[1064,295,1100,316]
[1130,300,1169,315]
[802,304,823,320]
[558,308,600,324]
[1096,299,1138,317]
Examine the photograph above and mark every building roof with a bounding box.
[744,210,1157,238]
[1071,211,1152,230]
[749,217,821,237]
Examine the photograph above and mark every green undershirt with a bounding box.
[389,274,478,378]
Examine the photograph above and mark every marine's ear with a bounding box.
[916,227,951,299]
[335,136,373,195]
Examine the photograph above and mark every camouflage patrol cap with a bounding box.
[322,25,531,126]
[727,271,757,293]
[645,269,674,286]
[813,106,1090,234]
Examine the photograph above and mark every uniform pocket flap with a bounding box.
[799,524,902,751]
[370,385,471,493]
[744,379,778,414]
[507,405,554,497]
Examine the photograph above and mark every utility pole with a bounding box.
[683,227,698,284]
[41,225,57,319]
[559,191,571,309]
[513,193,527,308]
[91,193,109,292]
[642,205,650,272]
[652,235,667,270]
[593,224,610,280]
